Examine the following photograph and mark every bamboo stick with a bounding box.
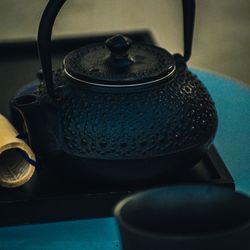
[0,114,35,188]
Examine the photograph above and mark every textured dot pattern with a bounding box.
[48,68,218,160]
[64,43,175,84]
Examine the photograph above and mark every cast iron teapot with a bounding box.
[10,0,217,182]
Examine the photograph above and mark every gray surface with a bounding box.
[0,0,250,84]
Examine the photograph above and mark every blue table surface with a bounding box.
[0,69,249,250]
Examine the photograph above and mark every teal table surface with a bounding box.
[0,69,250,250]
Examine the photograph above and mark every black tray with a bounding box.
[0,145,234,227]
[0,31,234,227]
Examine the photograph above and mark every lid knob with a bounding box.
[106,34,132,54]
[105,34,134,67]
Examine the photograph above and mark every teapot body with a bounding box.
[10,0,217,183]
[10,62,217,182]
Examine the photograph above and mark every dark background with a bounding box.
[0,0,250,85]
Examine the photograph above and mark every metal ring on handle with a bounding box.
[37,0,195,100]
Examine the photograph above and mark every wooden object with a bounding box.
[0,114,35,188]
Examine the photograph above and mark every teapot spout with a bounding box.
[11,94,39,135]
[10,94,61,158]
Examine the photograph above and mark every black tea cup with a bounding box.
[114,185,250,250]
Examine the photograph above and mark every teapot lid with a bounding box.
[63,34,176,88]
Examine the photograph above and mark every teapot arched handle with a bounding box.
[182,0,195,62]
[37,0,195,100]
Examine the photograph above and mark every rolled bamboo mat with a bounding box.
[0,114,35,188]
